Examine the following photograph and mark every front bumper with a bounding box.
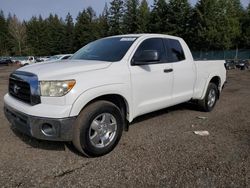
[4,105,76,141]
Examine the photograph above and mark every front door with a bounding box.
[129,38,174,118]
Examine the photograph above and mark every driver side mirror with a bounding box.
[132,50,160,65]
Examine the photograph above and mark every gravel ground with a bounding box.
[0,66,249,187]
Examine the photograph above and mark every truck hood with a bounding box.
[18,60,112,80]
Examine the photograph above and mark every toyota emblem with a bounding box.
[13,84,21,94]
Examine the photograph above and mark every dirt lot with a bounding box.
[0,66,249,187]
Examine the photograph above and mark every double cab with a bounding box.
[4,34,226,157]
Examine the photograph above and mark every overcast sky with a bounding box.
[0,0,249,21]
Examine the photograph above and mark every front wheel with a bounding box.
[198,83,218,112]
[73,101,123,157]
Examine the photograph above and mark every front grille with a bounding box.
[9,78,31,103]
[8,71,41,105]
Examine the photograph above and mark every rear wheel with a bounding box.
[199,83,218,112]
[73,100,123,157]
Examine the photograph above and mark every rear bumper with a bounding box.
[4,104,76,141]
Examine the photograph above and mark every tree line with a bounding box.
[0,0,250,56]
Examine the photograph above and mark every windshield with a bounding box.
[71,37,137,62]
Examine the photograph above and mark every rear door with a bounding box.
[164,39,196,104]
[130,38,174,117]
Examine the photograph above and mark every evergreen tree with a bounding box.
[231,0,244,16]
[37,15,50,55]
[64,13,74,53]
[149,0,169,33]
[189,0,214,50]
[0,1,248,56]
[109,0,124,35]
[123,0,139,33]
[98,3,110,37]
[74,7,99,50]
[46,14,66,55]
[216,0,241,50]
[189,0,241,50]
[168,0,192,39]
[229,0,244,48]
[0,10,10,55]
[241,4,250,48]
[138,0,150,33]
[26,16,39,55]
[26,16,49,55]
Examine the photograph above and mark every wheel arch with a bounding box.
[88,94,129,131]
[70,88,131,130]
[201,75,221,100]
[209,76,221,98]
[210,76,221,88]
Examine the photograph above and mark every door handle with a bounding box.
[163,68,173,73]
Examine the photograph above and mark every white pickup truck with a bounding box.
[4,34,226,157]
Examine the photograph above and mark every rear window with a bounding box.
[165,39,185,62]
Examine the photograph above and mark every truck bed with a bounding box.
[193,60,226,100]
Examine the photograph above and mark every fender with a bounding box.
[200,73,221,100]
[69,83,133,121]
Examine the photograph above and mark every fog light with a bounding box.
[41,123,56,136]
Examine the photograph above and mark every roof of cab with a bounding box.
[107,33,182,40]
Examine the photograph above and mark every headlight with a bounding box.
[40,80,76,97]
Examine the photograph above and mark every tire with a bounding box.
[198,83,218,112]
[73,100,123,157]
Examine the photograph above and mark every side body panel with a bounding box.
[192,60,226,100]
[170,38,197,105]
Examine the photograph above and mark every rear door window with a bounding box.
[164,39,185,63]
